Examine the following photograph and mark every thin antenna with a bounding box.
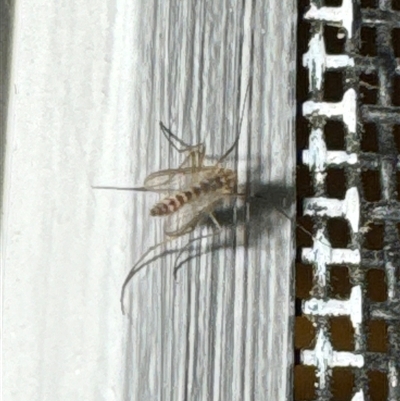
[217,79,251,163]
[92,185,147,191]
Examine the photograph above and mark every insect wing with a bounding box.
[144,169,188,192]
[164,192,224,237]
[144,166,217,192]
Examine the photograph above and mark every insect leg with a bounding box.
[208,212,222,231]
[178,144,205,170]
[252,194,331,247]
[159,121,192,151]
[159,121,205,169]
[120,236,173,315]
[217,80,251,163]
[274,206,320,243]
[173,212,221,279]
[189,144,205,170]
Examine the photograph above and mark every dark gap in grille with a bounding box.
[294,366,316,400]
[296,166,313,198]
[392,125,400,153]
[330,265,352,297]
[325,120,345,150]
[297,118,311,153]
[392,76,400,106]
[392,0,400,12]
[324,0,343,6]
[297,66,310,103]
[368,371,388,401]
[295,298,303,317]
[359,72,379,105]
[367,320,388,352]
[360,0,378,8]
[326,169,347,199]
[391,28,400,57]
[327,218,350,247]
[331,368,355,401]
[363,223,384,250]
[295,316,315,349]
[360,26,377,56]
[366,269,388,302]
[296,262,313,298]
[396,172,400,200]
[330,316,355,351]
[361,170,381,201]
[294,349,301,366]
[323,71,344,102]
[296,217,314,248]
[361,122,379,152]
[323,26,346,54]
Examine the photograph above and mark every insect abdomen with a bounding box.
[150,168,236,216]
[150,191,193,216]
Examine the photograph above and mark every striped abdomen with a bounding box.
[150,168,236,216]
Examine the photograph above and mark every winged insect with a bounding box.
[94,84,251,314]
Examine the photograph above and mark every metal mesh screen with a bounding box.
[295,0,400,400]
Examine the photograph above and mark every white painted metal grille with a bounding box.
[296,0,400,400]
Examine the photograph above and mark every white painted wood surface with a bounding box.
[2,0,296,400]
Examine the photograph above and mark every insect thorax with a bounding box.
[150,167,237,216]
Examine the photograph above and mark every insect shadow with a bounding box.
[171,181,295,276]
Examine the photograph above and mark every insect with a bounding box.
[94,83,251,314]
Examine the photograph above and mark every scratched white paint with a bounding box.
[323,151,357,165]
[303,148,358,167]
[303,89,357,134]
[304,128,327,172]
[303,31,355,91]
[301,229,360,288]
[302,329,364,369]
[385,261,397,300]
[304,0,354,39]
[302,89,357,134]
[352,389,365,401]
[303,187,360,233]
[301,127,358,186]
[302,329,364,389]
[389,360,399,388]
[302,128,358,172]
[303,286,362,329]
[302,243,361,266]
